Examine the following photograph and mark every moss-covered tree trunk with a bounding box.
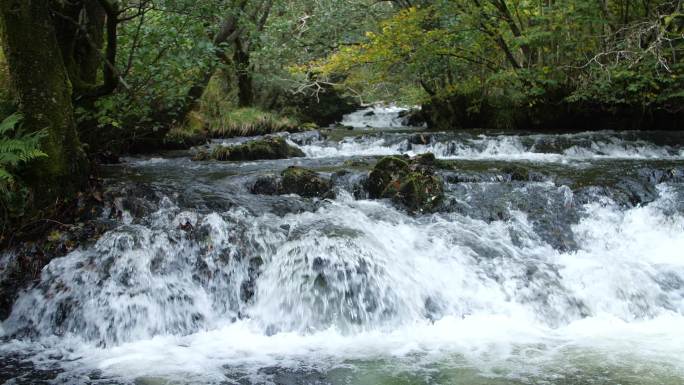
[0,0,87,206]
[234,40,254,107]
[54,0,105,92]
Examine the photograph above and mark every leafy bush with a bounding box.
[0,114,46,183]
[0,113,47,231]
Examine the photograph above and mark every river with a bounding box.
[1,107,684,384]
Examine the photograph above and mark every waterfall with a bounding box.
[1,126,684,384]
[340,104,411,128]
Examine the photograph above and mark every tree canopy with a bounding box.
[0,0,682,234]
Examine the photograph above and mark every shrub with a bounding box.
[0,114,47,235]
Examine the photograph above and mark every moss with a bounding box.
[367,154,444,213]
[209,137,304,161]
[502,165,530,181]
[198,104,301,138]
[300,122,319,130]
[163,125,207,150]
[192,149,211,161]
[0,45,10,102]
[0,0,88,207]
[175,103,307,142]
[250,174,280,195]
[249,167,334,198]
[398,173,444,212]
[280,166,334,198]
[367,156,410,198]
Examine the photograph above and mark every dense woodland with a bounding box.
[0,0,682,239]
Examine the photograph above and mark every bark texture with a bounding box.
[0,0,87,204]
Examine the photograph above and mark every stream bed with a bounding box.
[1,108,684,384]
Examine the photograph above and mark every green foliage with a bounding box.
[76,1,219,142]
[0,113,47,225]
[0,114,47,184]
[309,0,684,121]
[568,63,684,108]
[0,46,10,102]
[194,106,300,138]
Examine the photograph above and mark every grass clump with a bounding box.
[206,107,300,137]
[165,71,316,145]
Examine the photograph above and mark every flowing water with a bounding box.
[2,107,684,384]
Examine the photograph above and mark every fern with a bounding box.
[0,113,21,135]
[0,113,47,185]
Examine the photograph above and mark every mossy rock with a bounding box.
[367,154,444,213]
[251,174,280,195]
[192,149,211,161]
[280,166,335,198]
[502,165,530,181]
[398,173,443,212]
[407,133,432,145]
[367,156,410,198]
[210,137,305,161]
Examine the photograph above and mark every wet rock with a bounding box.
[280,166,335,199]
[367,154,444,213]
[94,150,121,165]
[240,257,264,303]
[0,354,64,384]
[398,108,426,127]
[0,219,113,321]
[250,167,335,199]
[407,133,432,145]
[254,366,327,385]
[288,130,324,146]
[204,137,305,161]
[502,165,531,182]
[106,183,160,220]
[250,174,280,195]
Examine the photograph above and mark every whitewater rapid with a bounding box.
[1,107,683,384]
[339,104,412,128]
[296,131,684,161]
[2,184,684,384]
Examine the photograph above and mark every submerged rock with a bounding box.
[367,153,444,213]
[250,174,280,195]
[280,167,335,199]
[200,137,305,161]
[240,257,264,303]
[502,165,531,182]
[398,108,426,127]
[407,133,432,145]
[250,167,335,199]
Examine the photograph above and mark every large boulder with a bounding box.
[398,108,426,127]
[367,153,444,213]
[281,167,335,198]
[250,167,335,199]
[202,137,305,161]
[251,174,281,195]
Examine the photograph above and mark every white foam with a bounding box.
[298,132,684,162]
[340,104,410,128]
[3,184,684,383]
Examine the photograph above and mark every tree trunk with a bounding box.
[0,0,87,205]
[53,0,106,96]
[234,40,254,107]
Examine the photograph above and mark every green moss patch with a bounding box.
[204,137,305,161]
[367,153,444,213]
